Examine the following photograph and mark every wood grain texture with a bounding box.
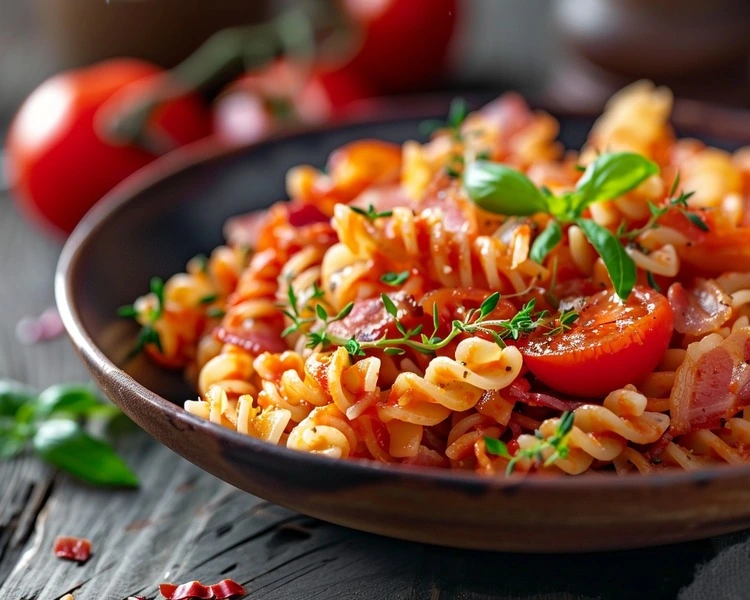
[1,192,750,600]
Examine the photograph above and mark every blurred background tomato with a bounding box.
[2,0,750,236]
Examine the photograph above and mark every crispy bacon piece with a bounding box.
[402,445,448,468]
[479,92,535,139]
[506,379,585,412]
[349,184,411,213]
[419,194,475,234]
[645,432,673,462]
[668,280,732,336]
[210,579,247,599]
[670,328,750,434]
[53,536,91,563]
[215,327,287,355]
[327,292,423,343]
[224,201,332,250]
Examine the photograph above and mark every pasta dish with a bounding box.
[121,82,750,476]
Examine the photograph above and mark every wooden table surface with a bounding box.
[2,189,750,600]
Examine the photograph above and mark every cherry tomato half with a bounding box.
[6,59,210,235]
[519,286,674,398]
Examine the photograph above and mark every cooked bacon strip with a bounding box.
[479,92,535,139]
[327,292,423,343]
[507,379,585,412]
[645,432,673,461]
[419,194,475,234]
[159,581,213,600]
[349,184,412,213]
[53,536,91,563]
[210,579,247,599]
[668,279,732,336]
[224,201,330,248]
[215,327,288,355]
[401,445,448,468]
[670,328,750,434]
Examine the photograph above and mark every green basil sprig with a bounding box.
[464,152,659,300]
[463,160,548,216]
[0,379,138,488]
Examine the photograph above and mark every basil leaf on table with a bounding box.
[0,380,37,417]
[464,161,548,216]
[33,419,139,488]
[530,220,562,264]
[35,383,103,420]
[576,218,637,300]
[571,152,659,217]
[0,418,27,459]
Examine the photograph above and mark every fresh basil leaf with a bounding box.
[576,218,636,300]
[0,380,37,417]
[572,152,659,217]
[0,418,27,459]
[464,161,548,216]
[35,384,102,420]
[447,97,468,130]
[14,403,37,425]
[530,220,562,264]
[380,271,410,287]
[683,210,710,232]
[33,420,138,488]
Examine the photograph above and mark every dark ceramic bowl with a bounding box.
[56,98,750,552]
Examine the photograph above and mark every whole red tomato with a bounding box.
[5,59,211,235]
[341,0,459,93]
[213,61,372,145]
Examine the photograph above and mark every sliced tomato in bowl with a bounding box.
[518,286,674,398]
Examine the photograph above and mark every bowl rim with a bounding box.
[55,94,750,493]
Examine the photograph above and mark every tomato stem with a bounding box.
[105,0,353,153]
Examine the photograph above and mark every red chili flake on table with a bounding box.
[15,307,64,345]
[159,581,213,600]
[210,579,247,599]
[159,578,246,599]
[53,536,92,563]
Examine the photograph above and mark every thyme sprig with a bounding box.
[484,411,575,475]
[380,271,410,287]
[117,277,165,358]
[282,286,579,357]
[619,172,707,240]
[349,204,394,220]
[419,97,469,140]
[279,283,354,342]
